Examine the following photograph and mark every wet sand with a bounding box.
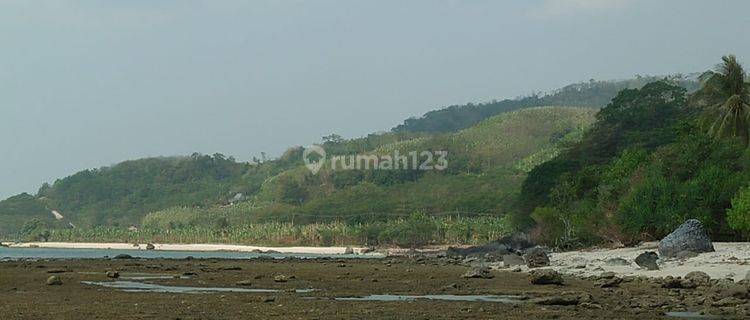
[2,256,744,319]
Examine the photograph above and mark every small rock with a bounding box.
[146,243,156,250]
[274,275,289,282]
[221,266,242,271]
[462,267,494,279]
[344,247,354,255]
[524,247,550,268]
[46,276,62,285]
[235,280,253,286]
[106,271,120,279]
[684,271,711,287]
[635,251,659,270]
[260,296,275,303]
[113,254,133,260]
[502,254,525,267]
[529,269,563,285]
[360,247,375,254]
[532,295,580,306]
[605,258,630,266]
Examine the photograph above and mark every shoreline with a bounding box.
[1,241,368,255]
[4,241,750,281]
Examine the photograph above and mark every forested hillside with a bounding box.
[515,56,750,247]
[0,106,595,244]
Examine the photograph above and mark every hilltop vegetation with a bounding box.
[393,75,699,133]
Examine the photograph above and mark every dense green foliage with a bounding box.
[516,60,750,246]
[48,215,509,247]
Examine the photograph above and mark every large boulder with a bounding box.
[658,219,715,258]
[524,247,550,268]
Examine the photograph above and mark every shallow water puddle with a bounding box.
[79,272,188,280]
[334,294,525,303]
[82,280,315,294]
[664,311,720,319]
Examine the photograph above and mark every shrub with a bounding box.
[728,186,750,235]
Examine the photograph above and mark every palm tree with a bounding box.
[701,55,750,147]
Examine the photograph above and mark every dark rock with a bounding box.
[596,272,622,288]
[462,266,494,279]
[502,254,525,267]
[146,243,156,250]
[658,219,715,258]
[106,271,120,279]
[529,269,563,285]
[661,276,696,289]
[524,247,550,268]
[344,247,354,255]
[46,276,62,285]
[183,272,198,276]
[221,266,242,271]
[604,258,630,266]
[360,247,375,254]
[635,251,659,270]
[113,254,133,260]
[497,233,535,252]
[532,295,580,305]
[447,243,510,261]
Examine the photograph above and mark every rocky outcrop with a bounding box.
[658,219,715,258]
[524,247,550,268]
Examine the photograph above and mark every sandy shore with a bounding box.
[2,241,366,255]
[545,242,750,281]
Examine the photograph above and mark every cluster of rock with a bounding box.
[446,233,553,269]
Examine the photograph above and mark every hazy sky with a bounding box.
[2,0,750,199]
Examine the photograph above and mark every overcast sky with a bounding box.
[1,0,750,199]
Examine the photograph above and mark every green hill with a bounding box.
[0,106,596,240]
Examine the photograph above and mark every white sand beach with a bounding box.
[545,242,750,281]
[2,241,366,255]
